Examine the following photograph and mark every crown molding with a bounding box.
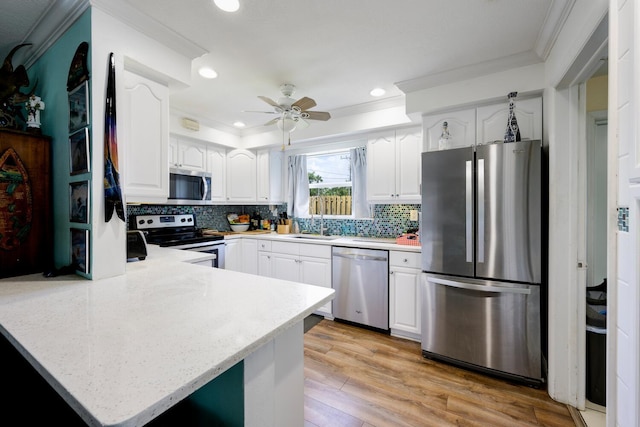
[534,0,576,60]
[23,0,90,68]
[395,51,542,94]
[90,0,207,60]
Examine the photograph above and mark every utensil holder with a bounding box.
[277,224,291,234]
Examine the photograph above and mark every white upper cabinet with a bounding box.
[423,96,542,151]
[226,149,257,203]
[423,108,476,152]
[169,136,207,172]
[476,97,542,144]
[367,127,422,203]
[122,69,169,203]
[207,145,226,202]
[257,149,284,204]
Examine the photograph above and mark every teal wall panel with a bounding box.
[28,10,91,275]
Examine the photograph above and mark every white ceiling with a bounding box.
[1,0,573,134]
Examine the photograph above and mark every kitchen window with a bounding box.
[307,150,353,217]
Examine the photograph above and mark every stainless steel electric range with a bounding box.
[129,213,225,268]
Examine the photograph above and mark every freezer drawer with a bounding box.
[421,274,542,383]
[332,247,389,330]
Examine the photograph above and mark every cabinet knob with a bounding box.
[390,271,394,275]
[403,258,408,263]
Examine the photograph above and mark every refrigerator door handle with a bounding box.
[465,160,472,263]
[477,158,485,263]
[428,276,532,295]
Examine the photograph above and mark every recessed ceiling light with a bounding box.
[214,0,240,12]
[198,67,218,79]
[370,87,386,97]
[233,121,246,128]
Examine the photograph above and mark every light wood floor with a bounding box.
[303,319,575,427]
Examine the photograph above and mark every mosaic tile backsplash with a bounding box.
[126,203,421,238]
[618,206,629,232]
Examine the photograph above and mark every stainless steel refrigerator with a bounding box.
[420,139,543,385]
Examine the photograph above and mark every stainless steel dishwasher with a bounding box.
[332,246,389,331]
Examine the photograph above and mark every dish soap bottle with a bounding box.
[438,121,451,150]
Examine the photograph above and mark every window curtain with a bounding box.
[287,154,309,218]
[350,146,368,218]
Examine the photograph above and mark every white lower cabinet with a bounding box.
[268,241,333,317]
[242,238,258,275]
[224,239,242,272]
[389,251,422,341]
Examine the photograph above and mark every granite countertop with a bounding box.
[0,246,334,426]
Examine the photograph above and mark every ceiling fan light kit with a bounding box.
[246,84,331,135]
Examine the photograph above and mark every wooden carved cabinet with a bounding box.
[0,129,52,278]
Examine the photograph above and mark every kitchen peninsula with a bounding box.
[0,246,334,426]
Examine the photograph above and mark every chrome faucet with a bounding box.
[318,195,326,236]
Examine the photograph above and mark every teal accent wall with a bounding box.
[28,10,91,275]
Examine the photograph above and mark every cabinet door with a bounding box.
[224,240,242,272]
[258,252,272,277]
[366,133,396,201]
[271,253,300,282]
[168,137,179,168]
[256,150,270,202]
[122,70,169,203]
[476,97,542,144]
[300,256,332,315]
[395,128,422,201]
[422,108,476,152]
[226,149,257,202]
[207,146,226,202]
[179,140,207,172]
[389,266,421,336]
[242,238,258,275]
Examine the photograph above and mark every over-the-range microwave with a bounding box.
[168,168,212,205]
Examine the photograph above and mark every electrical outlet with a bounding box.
[409,210,418,221]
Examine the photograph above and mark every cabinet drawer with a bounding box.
[390,251,421,269]
[271,241,299,255]
[257,240,272,251]
[299,243,331,259]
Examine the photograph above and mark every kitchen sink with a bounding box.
[351,237,397,244]
[290,234,339,241]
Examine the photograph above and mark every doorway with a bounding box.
[582,71,608,425]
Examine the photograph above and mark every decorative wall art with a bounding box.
[104,52,125,222]
[69,81,89,133]
[69,128,90,175]
[69,181,89,223]
[67,42,90,91]
[0,147,32,250]
[70,228,89,274]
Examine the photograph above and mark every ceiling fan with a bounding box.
[246,84,331,133]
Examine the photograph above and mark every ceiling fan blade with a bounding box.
[292,96,316,111]
[258,96,279,107]
[304,111,331,121]
[263,117,280,126]
[243,110,279,114]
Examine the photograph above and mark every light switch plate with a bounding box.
[409,210,418,221]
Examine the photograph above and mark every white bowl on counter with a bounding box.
[230,223,250,232]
